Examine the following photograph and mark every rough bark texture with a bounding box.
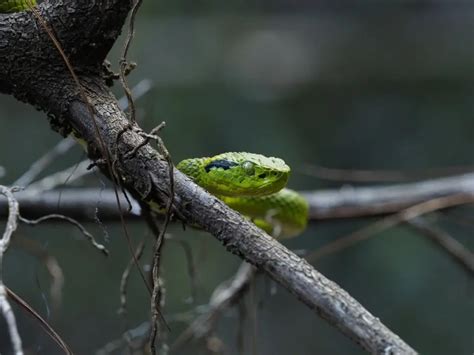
[0,1,416,353]
[0,0,130,134]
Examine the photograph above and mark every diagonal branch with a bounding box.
[70,79,416,354]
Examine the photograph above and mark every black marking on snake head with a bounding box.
[205,160,238,173]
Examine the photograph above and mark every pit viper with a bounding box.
[177,153,308,238]
[1,2,309,238]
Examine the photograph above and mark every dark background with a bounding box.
[0,1,473,354]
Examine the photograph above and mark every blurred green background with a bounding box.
[1,1,473,354]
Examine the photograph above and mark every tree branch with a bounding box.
[5,169,474,221]
[301,173,474,219]
[0,1,416,353]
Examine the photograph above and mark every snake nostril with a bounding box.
[258,173,267,179]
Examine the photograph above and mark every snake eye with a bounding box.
[242,161,255,175]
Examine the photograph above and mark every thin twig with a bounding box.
[117,79,153,113]
[0,188,71,354]
[119,0,143,123]
[132,122,175,354]
[6,286,73,355]
[118,240,146,318]
[125,122,167,159]
[93,180,111,243]
[96,321,151,355]
[171,262,257,351]
[13,236,65,316]
[14,138,76,187]
[55,153,86,210]
[176,239,198,305]
[19,214,109,256]
[26,160,93,193]
[0,185,22,354]
[143,208,170,354]
[407,217,474,276]
[307,193,474,262]
[151,154,174,353]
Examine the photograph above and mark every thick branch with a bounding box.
[0,0,132,133]
[0,1,416,353]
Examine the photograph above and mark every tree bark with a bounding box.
[0,1,416,353]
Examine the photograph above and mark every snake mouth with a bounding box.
[211,173,288,197]
[250,171,289,196]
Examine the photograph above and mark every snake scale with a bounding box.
[1,1,309,238]
[0,0,34,12]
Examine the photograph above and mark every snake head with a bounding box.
[177,152,290,197]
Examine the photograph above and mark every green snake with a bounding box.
[1,2,308,238]
[0,0,35,12]
[177,153,308,238]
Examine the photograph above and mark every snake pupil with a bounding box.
[242,161,255,175]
